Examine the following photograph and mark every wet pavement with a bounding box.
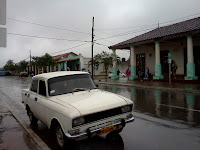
[0,76,200,150]
[0,87,40,150]
[96,78,200,91]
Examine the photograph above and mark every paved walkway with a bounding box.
[95,78,200,94]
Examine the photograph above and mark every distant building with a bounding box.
[52,52,90,72]
[109,17,200,80]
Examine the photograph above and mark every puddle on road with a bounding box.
[0,113,40,150]
[99,85,200,127]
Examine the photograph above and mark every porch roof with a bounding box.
[109,17,200,49]
[56,58,80,63]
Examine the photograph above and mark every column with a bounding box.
[111,49,119,80]
[46,66,49,73]
[50,66,52,72]
[153,41,164,79]
[32,66,34,73]
[58,64,61,71]
[34,66,37,75]
[38,67,40,74]
[54,65,57,71]
[184,35,198,80]
[129,46,138,80]
[64,62,67,71]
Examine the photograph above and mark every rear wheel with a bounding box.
[27,109,38,124]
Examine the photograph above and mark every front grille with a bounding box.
[84,105,132,124]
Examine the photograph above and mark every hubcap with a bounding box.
[56,126,64,147]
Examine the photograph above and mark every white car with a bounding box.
[108,72,126,78]
[22,71,134,148]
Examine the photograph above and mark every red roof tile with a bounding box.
[53,52,78,61]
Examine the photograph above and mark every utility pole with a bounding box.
[30,50,32,74]
[91,17,94,79]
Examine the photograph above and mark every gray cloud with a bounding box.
[1,0,200,67]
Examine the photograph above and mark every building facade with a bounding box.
[109,17,200,80]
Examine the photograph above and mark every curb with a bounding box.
[95,82,200,94]
[0,90,50,150]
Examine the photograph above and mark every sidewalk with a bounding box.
[0,96,40,150]
[94,78,200,94]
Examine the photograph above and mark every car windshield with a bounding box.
[48,74,97,96]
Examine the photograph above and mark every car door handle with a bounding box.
[35,97,38,101]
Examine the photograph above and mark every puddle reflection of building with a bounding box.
[130,88,137,110]
[168,92,172,117]
[154,90,162,117]
[112,86,118,93]
[185,93,195,122]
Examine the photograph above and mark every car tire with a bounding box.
[27,109,38,125]
[56,124,67,149]
[106,132,123,145]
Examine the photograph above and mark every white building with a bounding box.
[109,17,200,80]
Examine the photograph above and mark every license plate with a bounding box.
[100,125,114,135]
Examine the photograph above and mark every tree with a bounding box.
[93,51,121,75]
[3,59,16,71]
[17,60,28,71]
[88,58,100,75]
[32,53,56,67]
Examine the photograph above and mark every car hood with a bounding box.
[52,89,128,116]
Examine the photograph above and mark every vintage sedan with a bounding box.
[22,71,134,148]
[19,71,29,77]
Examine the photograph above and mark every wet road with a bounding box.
[0,76,200,150]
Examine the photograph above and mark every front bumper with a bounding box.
[65,116,134,140]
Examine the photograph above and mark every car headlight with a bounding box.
[73,117,85,127]
[121,105,132,113]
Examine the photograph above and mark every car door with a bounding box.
[28,79,38,117]
[34,79,47,124]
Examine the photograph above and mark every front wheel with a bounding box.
[106,132,124,145]
[56,124,66,149]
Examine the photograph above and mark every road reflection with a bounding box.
[99,85,200,126]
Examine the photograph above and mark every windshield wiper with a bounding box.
[72,88,90,93]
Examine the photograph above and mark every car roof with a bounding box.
[32,71,89,80]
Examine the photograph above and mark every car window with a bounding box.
[31,80,38,93]
[48,74,96,96]
[39,80,46,96]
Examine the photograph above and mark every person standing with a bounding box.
[126,66,131,80]
[144,64,149,79]
[171,61,178,79]
[117,69,120,76]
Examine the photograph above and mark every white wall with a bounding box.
[81,36,200,76]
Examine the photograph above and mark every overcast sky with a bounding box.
[0,0,200,67]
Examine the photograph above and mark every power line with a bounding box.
[8,32,90,42]
[95,26,156,41]
[94,42,108,47]
[50,42,90,55]
[7,17,91,35]
[94,13,200,44]
[95,12,200,31]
